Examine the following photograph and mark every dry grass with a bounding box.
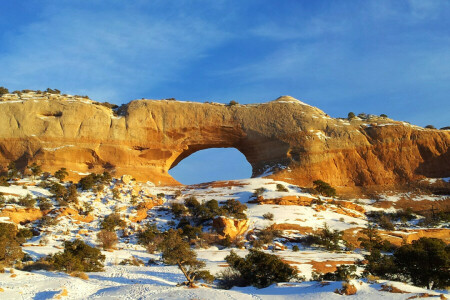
[70,271,89,280]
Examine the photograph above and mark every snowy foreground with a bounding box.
[0,177,448,299]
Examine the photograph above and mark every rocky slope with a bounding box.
[0,92,449,187]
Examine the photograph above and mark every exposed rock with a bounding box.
[0,207,43,224]
[54,208,94,223]
[129,199,163,222]
[0,93,448,187]
[121,175,134,185]
[212,217,249,239]
[249,195,315,206]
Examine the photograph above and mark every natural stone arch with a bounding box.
[0,93,448,187]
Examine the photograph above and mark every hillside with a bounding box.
[0,171,449,299]
[1,91,449,187]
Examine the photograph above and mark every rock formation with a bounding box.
[0,91,449,187]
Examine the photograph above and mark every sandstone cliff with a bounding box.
[0,92,449,187]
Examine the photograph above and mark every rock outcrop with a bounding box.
[212,216,250,239]
[0,92,449,187]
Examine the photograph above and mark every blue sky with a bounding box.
[1,0,449,184]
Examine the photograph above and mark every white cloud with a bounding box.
[0,4,230,102]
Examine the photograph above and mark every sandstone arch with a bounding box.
[0,93,449,187]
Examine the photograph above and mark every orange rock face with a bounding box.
[212,216,249,239]
[0,207,43,224]
[0,93,449,187]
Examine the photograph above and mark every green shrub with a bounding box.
[119,256,144,266]
[347,112,355,119]
[313,180,336,197]
[276,183,288,192]
[256,227,282,245]
[0,223,24,266]
[313,223,343,251]
[316,264,357,281]
[223,249,298,288]
[16,228,34,244]
[17,194,36,208]
[252,187,266,198]
[38,197,53,211]
[49,239,105,272]
[358,223,393,251]
[292,245,299,252]
[180,224,203,240]
[28,163,42,179]
[222,199,247,219]
[393,237,449,289]
[101,213,126,232]
[158,229,207,287]
[137,223,161,245]
[78,172,111,191]
[39,215,59,227]
[380,114,388,118]
[227,100,238,106]
[171,203,187,218]
[425,125,435,129]
[194,270,215,284]
[0,194,5,208]
[0,86,9,95]
[54,168,68,182]
[262,212,274,221]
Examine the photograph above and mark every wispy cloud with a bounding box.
[0,2,231,102]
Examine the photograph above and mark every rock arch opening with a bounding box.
[168,148,252,185]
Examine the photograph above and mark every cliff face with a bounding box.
[0,92,449,186]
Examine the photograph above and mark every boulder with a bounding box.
[212,216,249,240]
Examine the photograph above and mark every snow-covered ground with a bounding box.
[0,176,448,299]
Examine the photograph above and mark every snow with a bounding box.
[0,176,448,299]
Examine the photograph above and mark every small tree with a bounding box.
[394,237,449,289]
[276,183,288,192]
[358,223,392,251]
[28,163,42,179]
[0,223,24,266]
[347,112,355,119]
[0,86,9,95]
[222,199,247,219]
[101,213,126,232]
[7,162,19,180]
[425,125,436,129]
[228,100,238,106]
[158,229,207,287]
[97,230,118,250]
[313,180,336,197]
[380,114,388,118]
[49,239,105,273]
[54,168,68,182]
[224,249,298,288]
[317,223,343,251]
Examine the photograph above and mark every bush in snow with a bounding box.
[158,229,209,287]
[313,180,336,197]
[48,239,105,273]
[314,264,357,281]
[222,249,298,289]
[0,223,24,267]
[97,230,118,250]
[276,183,288,192]
[262,212,274,221]
[54,167,68,182]
[100,213,126,232]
